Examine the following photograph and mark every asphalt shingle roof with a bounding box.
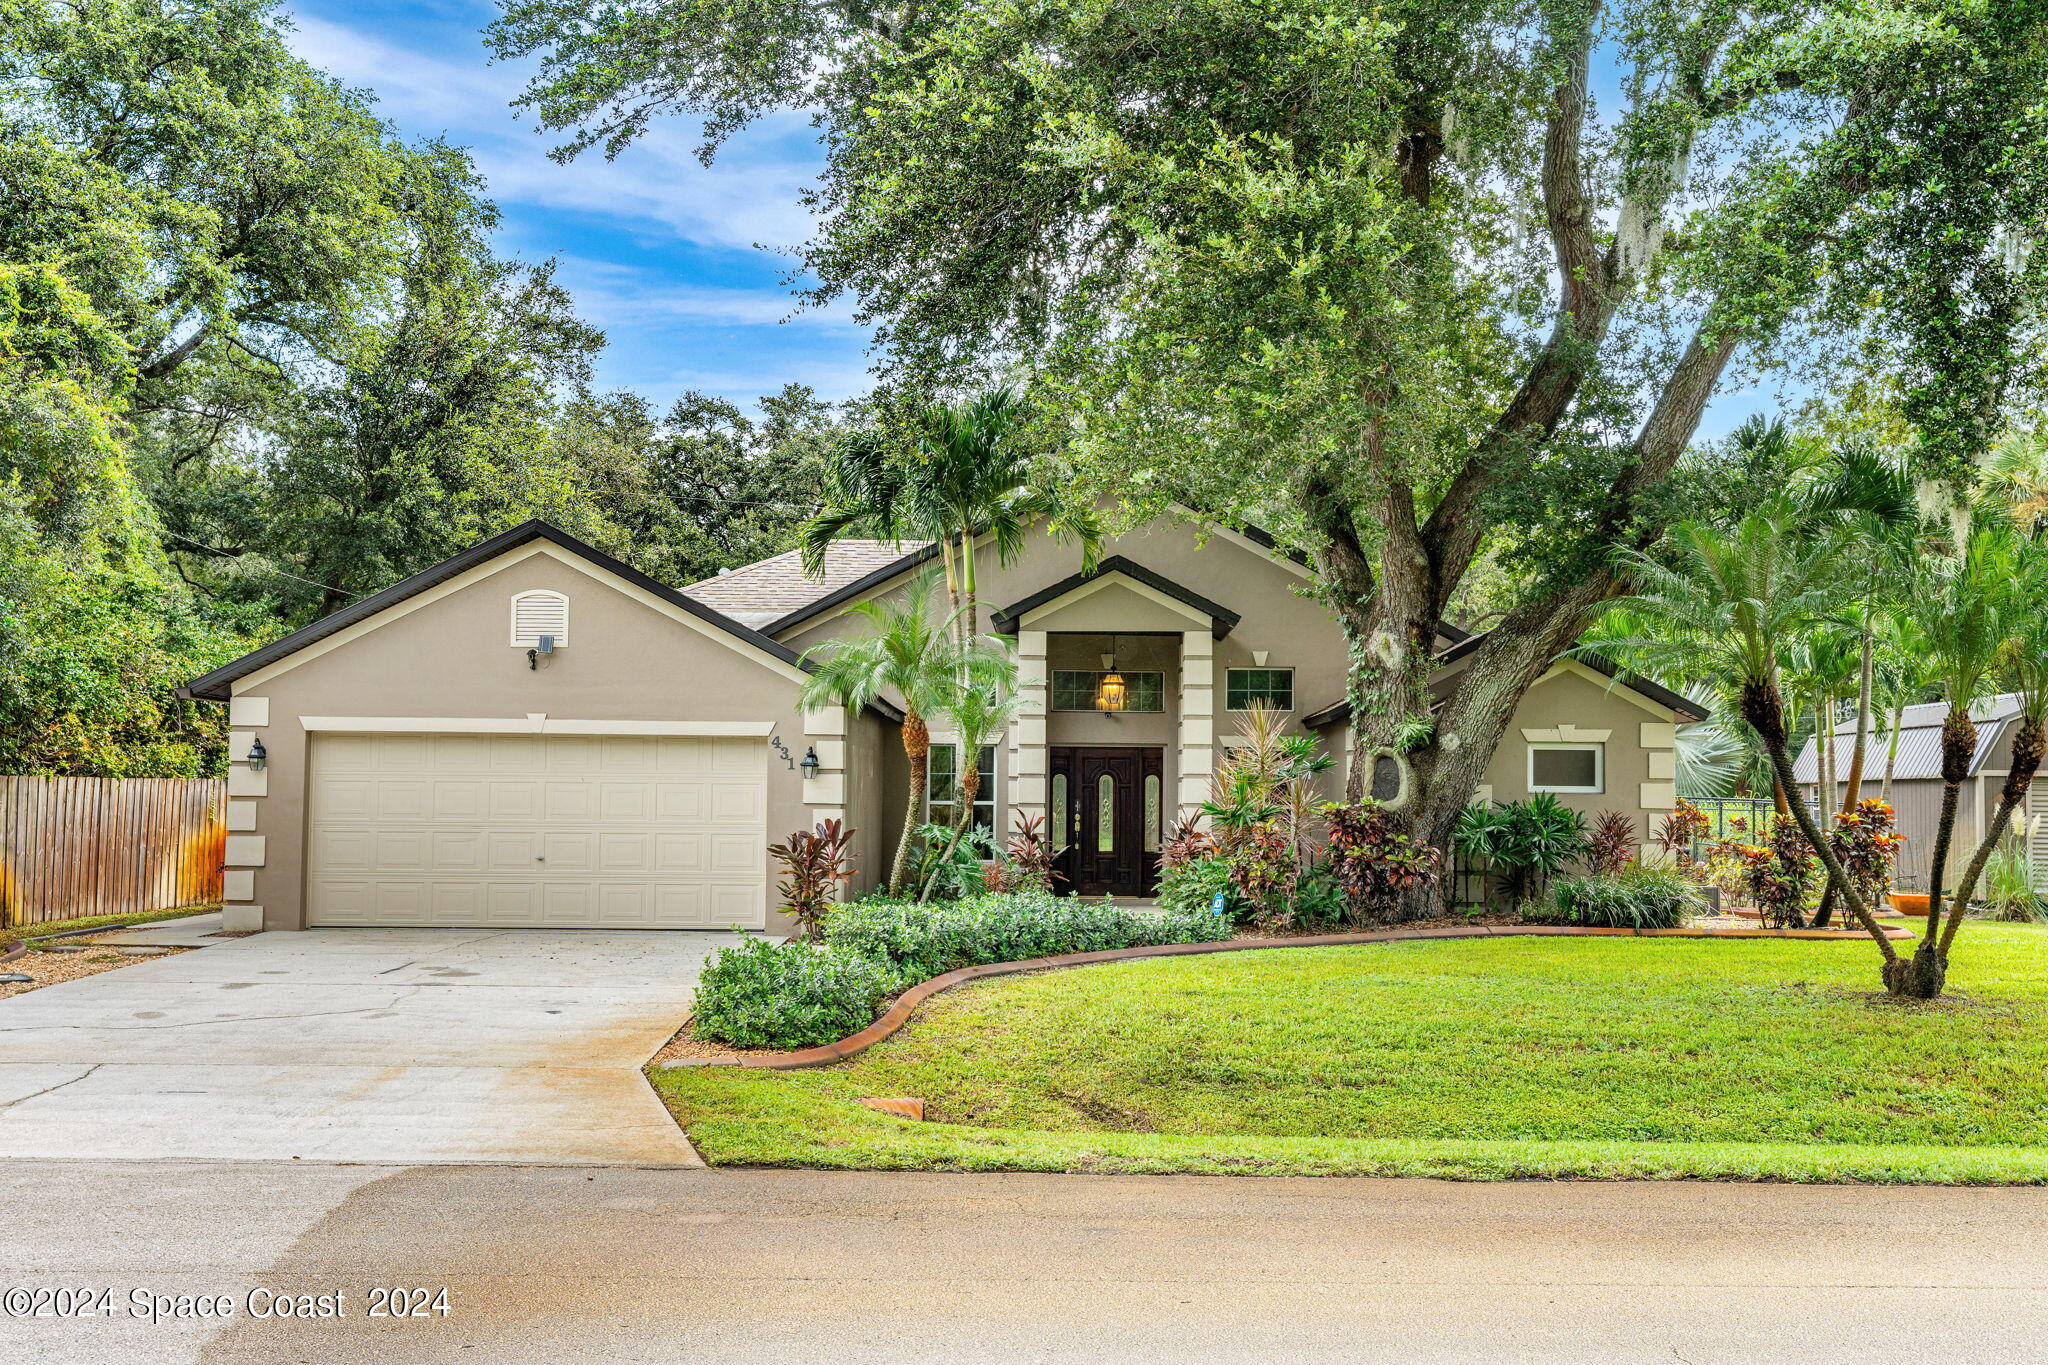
[681,540,929,627]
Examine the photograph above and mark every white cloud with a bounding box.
[659,356,878,406]
[557,265,862,330]
[283,11,828,253]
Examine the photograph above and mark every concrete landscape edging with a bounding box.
[660,920,1918,1072]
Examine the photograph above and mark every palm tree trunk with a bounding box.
[1880,697,1906,806]
[1842,604,1877,808]
[1742,682,1904,974]
[1940,716,2045,959]
[957,527,978,642]
[936,536,963,633]
[892,710,931,896]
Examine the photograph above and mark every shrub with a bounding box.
[1321,800,1441,924]
[1826,797,1905,908]
[1159,853,1241,920]
[1533,865,1703,929]
[1287,865,1350,928]
[1454,795,1587,903]
[992,812,1056,893]
[764,818,858,941]
[691,937,891,1049]
[1737,816,1816,928]
[1584,811,1638,877]
[909,822,996,901]
[1656,799,1711,872]
[824,890,1231,988]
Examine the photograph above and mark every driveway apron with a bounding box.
[0,928,729,1165]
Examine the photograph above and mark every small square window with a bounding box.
[1226,668,1294,711]
[1529,743,1603,794]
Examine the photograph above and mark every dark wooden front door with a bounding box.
[1051,747,1163,897]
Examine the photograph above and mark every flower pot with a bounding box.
[1888,892,1930,917]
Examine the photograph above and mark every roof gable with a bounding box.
[990,556,1239,638]
[180,521,897,718]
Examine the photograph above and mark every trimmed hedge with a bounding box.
[691,891,1232,1050]
[823,890,1233,989]
[1531,865,1703,930]
[690,937,892,1049]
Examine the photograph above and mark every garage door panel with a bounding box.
[711,834,760,874]
[432,780,486,820]
[309,733,766,929]
[711,783,759,822]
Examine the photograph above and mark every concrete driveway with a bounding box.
[0,928,729,1165]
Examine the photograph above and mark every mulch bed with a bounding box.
[0,946,188,1000]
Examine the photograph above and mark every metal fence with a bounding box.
[0,776,225,928]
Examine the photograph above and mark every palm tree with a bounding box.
[1897,526,2034,994]
[798,575,1013,895]
[1800,440,1921,811]
[905,386,1100,639]
[1603,511,1910,980]
[801,388,1101,648]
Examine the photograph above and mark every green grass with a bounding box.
[651,925,2048,1183]
[4,903,219,943]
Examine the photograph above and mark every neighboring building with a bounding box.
[1796,695,2045,892]
[181,515,1704,936]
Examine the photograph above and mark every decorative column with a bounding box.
[1177,631,1215,819]
[221,693,269,932]
[1007,630,1050,830]
[802,704,850,899]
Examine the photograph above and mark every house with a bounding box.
[180,515,1704,935]
[1796,695,2046,892]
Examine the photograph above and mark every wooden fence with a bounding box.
[0,777,226,928]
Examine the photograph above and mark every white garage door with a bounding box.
[307,732,765,929]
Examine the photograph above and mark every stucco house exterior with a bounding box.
[182,515,1704,935]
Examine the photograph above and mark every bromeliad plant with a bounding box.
[765,818,859,941]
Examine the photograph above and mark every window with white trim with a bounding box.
[1226,668,1294,711]
[927,743,996,830]
[1528,742,1603,794]
[510,590,570,648]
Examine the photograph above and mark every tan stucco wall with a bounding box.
[780,513,1347,854]
[224,546,853,935]
[1475,664,1681,842]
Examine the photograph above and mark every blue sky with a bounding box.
[280,0,1779,436]
[281,0,874,413]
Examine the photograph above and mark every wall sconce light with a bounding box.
[247,736,268,772]
[800,745,821,779]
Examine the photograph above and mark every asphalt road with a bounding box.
[6,1160,2046,1364]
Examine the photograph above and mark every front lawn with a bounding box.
[651,925,2048,1183]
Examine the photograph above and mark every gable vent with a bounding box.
[510,590,570,648]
